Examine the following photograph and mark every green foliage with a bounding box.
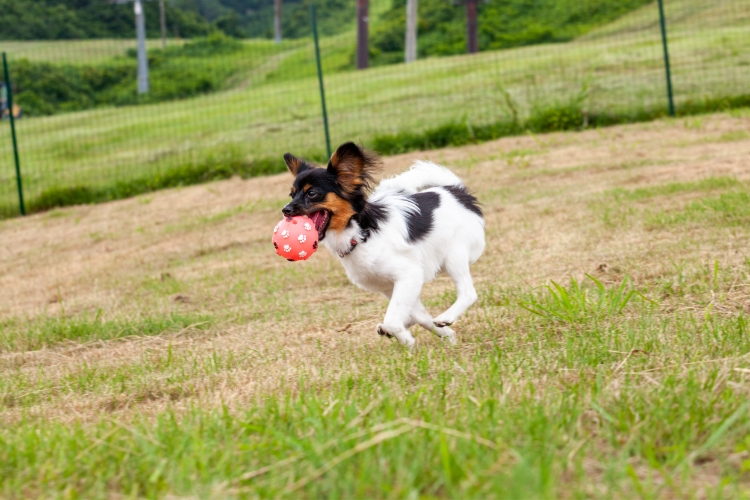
[0,0,214,40]
[373,93,750,156]
[10,33,248,116]
[22,151,290,215]
[0,144,296,217]
[373,119,523,155]
[371,0,653,64]
[176,0,356,39]
[518,275,648,325]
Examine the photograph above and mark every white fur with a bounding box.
[322,161,485,348]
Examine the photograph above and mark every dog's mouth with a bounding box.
[308,210,331,238]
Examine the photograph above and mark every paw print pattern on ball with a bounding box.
[272,215,319,261]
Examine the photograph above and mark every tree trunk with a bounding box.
[274,0,282,44]
[159,0,166,50]
[466,0,478,54]
[356,0,369,69]
[405,0,417,63]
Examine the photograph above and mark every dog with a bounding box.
[281,142,485,348]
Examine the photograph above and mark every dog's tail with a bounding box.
[374,160,463,195]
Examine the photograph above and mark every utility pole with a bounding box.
[465,0,478,54]
[274,0,282,44]
[405,0,417,63]
[159,0,167,49]
[112,0,150,93]
[356,0,369,69]
[135,0,150,93]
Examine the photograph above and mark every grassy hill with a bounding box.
[0,0,748,217]
[369,0,654,64]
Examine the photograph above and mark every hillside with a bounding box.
[1,0,748,217]
[371,0,655,64]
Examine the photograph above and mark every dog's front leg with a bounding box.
[376,278,422,349]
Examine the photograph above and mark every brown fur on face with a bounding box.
[319,192,356,232]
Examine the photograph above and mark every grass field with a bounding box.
[0,0,749,218]
[1,110,750,497]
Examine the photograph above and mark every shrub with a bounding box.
[9,34,247,117]
[370,0,653,65]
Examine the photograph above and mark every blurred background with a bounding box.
[0,0,748,218]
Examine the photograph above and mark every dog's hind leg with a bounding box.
[376,278,423,348]
[411,300,456,344]
[434,253,478,328]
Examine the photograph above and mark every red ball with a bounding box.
[272,215,319,261]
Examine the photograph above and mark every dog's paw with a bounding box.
[376,324,394,338]
[377,324,416,348]
[433,320,453,328]
[434,325,456,345]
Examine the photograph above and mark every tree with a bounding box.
[465,0,477,53]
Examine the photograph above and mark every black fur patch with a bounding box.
[356,202,388,233]
[442,185,482,217]
[406,191,440,242]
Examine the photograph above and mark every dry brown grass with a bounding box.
[1,110,750,431]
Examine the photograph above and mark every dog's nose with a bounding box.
[282,204,294,216]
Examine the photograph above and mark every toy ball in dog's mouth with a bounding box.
[272,215,319,261]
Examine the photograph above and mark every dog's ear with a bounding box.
[327,142,382,196]
[284,153,309,177]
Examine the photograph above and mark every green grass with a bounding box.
[606,176,743,202]
[648,191,750,228]
[2,117,750,496]
[594,177,750,230]
[0,0,749,217]
[2,282,750,497]
[0,312,215,352]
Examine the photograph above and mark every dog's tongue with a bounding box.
[309,211,327,231]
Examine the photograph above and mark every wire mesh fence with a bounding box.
[0,0,748,218]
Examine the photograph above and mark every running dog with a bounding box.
[281,142,485,347]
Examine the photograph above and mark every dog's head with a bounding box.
[282,142,381,240]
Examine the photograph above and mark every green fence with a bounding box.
[1,0,748,218]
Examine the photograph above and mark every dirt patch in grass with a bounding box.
[1,111,750,425]
[1,112,749,321]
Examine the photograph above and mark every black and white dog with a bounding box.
[282,142,485,348]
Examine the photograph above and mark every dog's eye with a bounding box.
[289,190,294,198]
[307,189,319,199]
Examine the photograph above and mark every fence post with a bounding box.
[2,53,25,216]
[311,4,331,159]
[657,0,675,116]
